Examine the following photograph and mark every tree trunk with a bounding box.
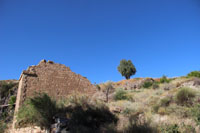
[125,76,130,80]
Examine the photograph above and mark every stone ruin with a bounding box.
[14,60,96,113]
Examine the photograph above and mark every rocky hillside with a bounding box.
[2,71,200,133]
[95,74,200,132]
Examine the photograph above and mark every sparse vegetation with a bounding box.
[181,124,196,133]
[0,81,17,98]
[158,107,168,115]
[68,93,90,106]
[142,81,153,88]
[16,93,118,132]
[122,112,157,133]
[3,70,200,132]
[117,59,136,79]
[123,108,134,115]
[68,99,118,132]
[159,124,180,133]
[152,83,159,89]
[187,71,200,78]
[114,88,129,101]
[175,87,196,106]
[152,96,172,114]
[160,75,170,83]
[160,97,171,107]
[11,76,200,132]
[162,83,174,91]
[191,104,200,125]
[59,94,118,132]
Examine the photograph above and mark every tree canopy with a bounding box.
[117,59,136,79]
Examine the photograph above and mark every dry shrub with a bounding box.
[114,88,129,101]
[160,97,171,107]
[122,112,157,133]
[175,88,196,106]
[158,107,167,115]
[159,124,180,133]
[66,95,118,132]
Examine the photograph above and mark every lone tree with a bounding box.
[117,59,136,79]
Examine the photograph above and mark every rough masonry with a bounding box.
[15,60,96,112]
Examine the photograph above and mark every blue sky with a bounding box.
[0,0,200,83]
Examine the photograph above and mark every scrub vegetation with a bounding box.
[2,70,200,133]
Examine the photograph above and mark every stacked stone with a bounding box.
[15,60,96,111]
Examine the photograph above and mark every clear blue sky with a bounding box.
[0,0,200,83]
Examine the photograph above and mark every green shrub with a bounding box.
[16,93,57,129]
[0,81,16,98]
[114,88,128,101]
[152,104,160,113]
[164,105,191,118]
[175,88,196,106]
[8,96,16,105]
[160,75,170,83]
[160,124,180,133]
[187,71,200,78]
[142,81,153,88]
[160,97,171,107]
[152,97,171,113]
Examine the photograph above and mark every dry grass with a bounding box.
[102,77,200,132]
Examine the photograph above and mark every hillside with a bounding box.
[1,73,200,133]
[96,76,200,132]
[0,80,18,133]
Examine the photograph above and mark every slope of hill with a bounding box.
[2,74,200,133]
[95,76,200,132]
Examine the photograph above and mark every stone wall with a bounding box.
[15,60,96,113]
